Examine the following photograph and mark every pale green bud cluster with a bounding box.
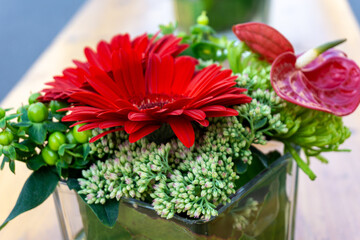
[151,151,238,221]
[78,141,171,204]
[89,129,127,159]
[232,198,259,231]
[227,41,272,91]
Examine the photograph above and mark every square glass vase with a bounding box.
[54,150,298,240]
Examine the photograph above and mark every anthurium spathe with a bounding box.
[40,33,189,102]
[233,22,360,116]
[232,22,294,63]
[62,49,252,148]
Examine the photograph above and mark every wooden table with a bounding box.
[0,0,359,239]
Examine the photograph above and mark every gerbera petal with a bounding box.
[195,119,209,127]
[172,56,196,95]
[205,108,239,117]
[168,118,195,148]
[125,121,149,134]
[70,91,118,109]
[98,120,125,129]
[129,125,161,143]
[86,67,122,100]
[85,47,103,69]
[90,128,124,143]
[128,112,154,121]
[183,109,206,120]
[78,122,101,131]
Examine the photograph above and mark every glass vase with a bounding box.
[54,151,298,240]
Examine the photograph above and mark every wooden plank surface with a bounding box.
[0,0,359,239]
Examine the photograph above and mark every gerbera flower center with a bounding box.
[132,94,178,110]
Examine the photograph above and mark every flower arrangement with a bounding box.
[0,12,359,239]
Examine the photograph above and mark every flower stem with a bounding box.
[284,143,317,180]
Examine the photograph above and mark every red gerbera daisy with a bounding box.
[62,48,251,148]
[40,33,188,102]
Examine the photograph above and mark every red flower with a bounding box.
[233,22,360,116]
[40,33,188,102]
[62,49,251,148]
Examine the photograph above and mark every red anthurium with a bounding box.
[232,22,294,63]
[62,49,251,148]
[40,33,188,102]
[271,49,360,116]
[233,22,360,116]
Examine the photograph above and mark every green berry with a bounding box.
[0,131,14,146]
[73,124,92,143]
[48,132,66,151]
[28,92,41,104]
[27,102,48,123]
[50,100,68,114]
[41,147,59,165]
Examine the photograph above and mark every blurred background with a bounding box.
[0,1,360,240]
[0,0,360,102]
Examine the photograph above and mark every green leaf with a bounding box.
[315,154,329,164]
[254,117,267,130]
[61,153,73,165]
[0,167,59,230]
[192,41,223,60]
[13,122,32,128]
[72,157,89,168]
[58,144,77,156]
[83,143,90,160]
[250,146,269,168]
[13,143,29,152]
[48,112,65,121]
[67,178,119,227]
[18,139,36,153]
[28,123,47,144]
[239,234,257,240]
[18,106,29,122]
[285,143,316,180]
[45,121,68,133]
[9,160,15,173]
[0,118,6,128]
[26,155,46,171]
[5,113,22,121]
[1,156,9,170]
[3,145,16,160]
[235,159,248,174]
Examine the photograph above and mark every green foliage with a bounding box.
[0,167,59,230]
[273,103,351,179]
[68,178,120,227]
